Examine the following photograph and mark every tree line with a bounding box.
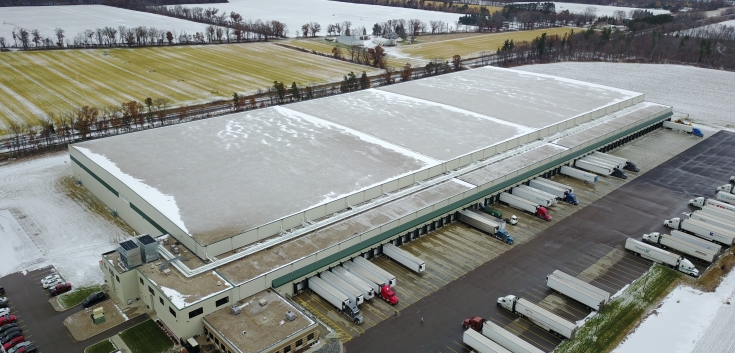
[0,0,225,7]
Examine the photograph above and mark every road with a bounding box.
[0,267,148,353]
[344,130,734,352]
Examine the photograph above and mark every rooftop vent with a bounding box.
[285,311,297,322]
[231,305,242,315]
[258,299,267,306]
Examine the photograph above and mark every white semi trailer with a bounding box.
[514,185,557,206]
[664,217,735,246]
[382,243,426,273]
[575,159,627,179]
[546,270,610,311]
[662,120,704,137]
[320,271,364,305]
[352,256,396,287]
[497,295,578,339]
[581,156,623,170]
[482,321,544,353]
[529,179,578,205]
[560,166,599,184]
[308,277,364,324]
[689,211,735,233]
[499,192,552,221]
[591,151,639,172]
[457,209,514,244]
[669,230,723,253]
[715,191,735,205]
[624,239,699,276]
[341,262,399,305]
[331,267,375,300]
[463,328,512,353]
[701,205,735,223]
[641,232,718,263]
[690,196,735,213]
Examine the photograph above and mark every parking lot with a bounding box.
[334,129,726,352]
[0,267,147,353]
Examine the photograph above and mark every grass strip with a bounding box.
[58,285,102,309]
[84,338,116,353]
[120,319,173,353]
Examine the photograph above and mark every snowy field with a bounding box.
[681,19,735,33]
[517,63,735,129]
[0,5,208,43]
[518,2,670,18]
[173,0,463,38]
[613,268,735,353]
[0,154,130,287]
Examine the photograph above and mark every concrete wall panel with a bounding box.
[305,205,326,223]
[258,221,281,240]
[364,185,383,201]
[325,198,347,215]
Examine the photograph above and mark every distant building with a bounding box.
[372,37,396,46]
[335,36,363,46]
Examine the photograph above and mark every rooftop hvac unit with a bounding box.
[231,305,242,315]
[136,234,160,263]
[117,240,142,269]
[258,299,267,306]
[285,311,297,322]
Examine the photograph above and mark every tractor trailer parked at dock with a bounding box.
[560,166,598,183]
[308,277,364,324]
[624,239,698,276]
[529,179,578,205]
[499,193,551,221]
[690,195,735,211]
[497,295,578,339]
[331,267,374,300]
[664,217,735,246]
[512,185,556,207]
[689,211,735,233]
[591,151,639,172]
[382,243,426,273]
[463,328,512,353]
[341,262,399,305]
[642,232,718,263]
[320,271,364,305]
[458,209,514,244]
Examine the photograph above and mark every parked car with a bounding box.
[0,308,10,317]
[0,287,5,295]
[8,341,31,353]
[40,274,60,284]
[0,323,18,335]
[43,278,63,289]
[0,297,8,309]
[41,276,62,287]
[49,283,72,296]
[14,344,36,353]
[82,292,107,308]
[0,316,16,326]
[3,336,25,350]
[1,328,21,341]
[1,330,22,344]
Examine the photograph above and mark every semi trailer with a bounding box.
[560,166,598,184]
[690,197,735,213]
[546,270,610,311]
[662,120,705,137]
[512,185,557,207]
[715,191,735,205]
[458,209,514,244]
[624,239,699,277]
[463,328,512,353]
[382,243,426,273]
[664,217,735,246]
[320,271,364,305]
[499,193,551,221]
[497,295,578,339]
[529,179,578,205]
[352,256,396,287]
[331,267,375,300]
[482,320,544,353]
[641,232,718,263]
[581,155,624,170]
[701,205,735,223]
[669,230,723,253]
[591,151,639,172]
[689,211,735,233]
[307,277,364,324]
[341,262,399,305]
[574,159,627,179]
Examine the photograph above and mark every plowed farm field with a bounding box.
[0,43,375,129]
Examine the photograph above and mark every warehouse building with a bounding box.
[75,67,672,350]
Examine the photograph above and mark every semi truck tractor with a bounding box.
[512,185,557,207]
[642,232,717,263]
[689,211,735,233]
[715,191,735,205]
[463,328,512,353]
[701,205,735,223]
[499,193,551,221]
[716,184,734,194]
[662,120,704,137]
[320,271,365,305]
[331,267,375,300]
[529,179,578,205]
[382,243,426,273]
[308,277,364,324]
[574,159,627,179]
[497,295,577,339]
[546,270,610,311]
[341,262,399,305]
[624,239,699,276]
[669,230,723,253]
[560,166,598,184]
[689,197,735,213]
[352,256,396,287]
[592,151,639,172]
[458,209,514,244]
[664,217,735,246]
[483,320,544,353]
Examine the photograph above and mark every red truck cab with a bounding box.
[537,206,551,221]
[462,316,486,331]
[380,285,399,305]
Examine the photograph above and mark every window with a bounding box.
[220,344,226,351]
[159,297,164,305]
[296,339,303,347]
[109,269,113,276]
[140,278,144,285]
[284,345,291,353]
[215,297,229,307]
[189,307,204,319]
[307,333,314,341]
[214,338,220,345]
[116,275,120,282]
[169,307,176,317]
[148,286,155,296]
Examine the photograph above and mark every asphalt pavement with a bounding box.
[344,131,735,353]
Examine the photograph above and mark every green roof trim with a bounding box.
[130,202,168,235]
[70,154,119,197]
[271,111,671,288]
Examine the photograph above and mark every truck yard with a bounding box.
[326,129,735,352]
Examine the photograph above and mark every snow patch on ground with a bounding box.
[613,269,735,353]
[75,147,190,235]
[0,153,130,287]
[517,2,670,18]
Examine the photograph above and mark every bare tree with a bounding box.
[583,6,598,23]
[54,28,65,47]
[309,22,321,37]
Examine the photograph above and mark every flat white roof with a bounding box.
[74,68,642,245]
